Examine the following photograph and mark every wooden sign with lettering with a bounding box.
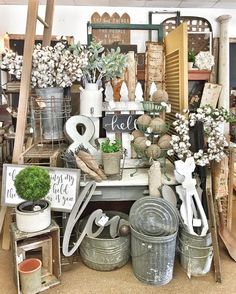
[200,83,222,108]
[1,164,80,212]
[102,114,139,133]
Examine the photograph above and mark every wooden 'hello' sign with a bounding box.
[102,114,139,133]
[1,164,80,212]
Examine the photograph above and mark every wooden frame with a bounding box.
[87,22,164,44]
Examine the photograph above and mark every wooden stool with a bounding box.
[10,220,61,294]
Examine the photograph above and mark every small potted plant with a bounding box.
[14,166,51,232]
[188,50,196,69]
[101,139,122,176]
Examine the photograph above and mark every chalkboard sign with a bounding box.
[1,164,80,212]
[102,114,139,132]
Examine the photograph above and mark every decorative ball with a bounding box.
[131,129,144,140]
[119,225,130,236]
[151,89,168,103]
[136,114,152,130]
[158,134,172,149]
[145,144,161,159]
[149,118,166,133]
[133,137,149,152]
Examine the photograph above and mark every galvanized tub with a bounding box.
[178,226,213,277]
[131,226,178,285]
[77,211,130,271]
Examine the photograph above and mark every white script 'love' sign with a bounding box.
[1,164,80,212]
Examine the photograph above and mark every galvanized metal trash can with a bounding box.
[129,197,179,285]
[77,211,130,271]
[178,226,213,277]
[131,226,178,285]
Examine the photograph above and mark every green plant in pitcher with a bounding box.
[101,139,122,153]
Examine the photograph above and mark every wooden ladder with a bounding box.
[0,0,55,250]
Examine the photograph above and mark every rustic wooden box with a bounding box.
[18,144,65,167]
[10,220,61,294]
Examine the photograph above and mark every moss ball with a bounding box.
[152,89,168,103]
[131,130,144,139]
[133,137,149,152]
[145,144,161,159]
[158,134,172,149]
[149,118,166,133]
[136,114,152,129]
[14,166,51,201]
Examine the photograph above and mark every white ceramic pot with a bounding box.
[16,200,51,233]
[80,83,103,117]
[188,62,194,70]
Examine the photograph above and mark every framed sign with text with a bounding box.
[1,164,80,212]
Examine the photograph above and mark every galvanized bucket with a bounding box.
[77,211,130,271]
[178,226,213,277]
[131,226,178,285]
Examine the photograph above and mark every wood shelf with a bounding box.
[188,69,211,81]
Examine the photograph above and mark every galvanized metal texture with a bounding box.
[129,197,179,236]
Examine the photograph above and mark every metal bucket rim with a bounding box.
[131,225,178,240]
[178,237,213,250]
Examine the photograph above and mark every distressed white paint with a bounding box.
[216,14,232,134]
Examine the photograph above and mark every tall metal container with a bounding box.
[35,87,64,140]
[131,226,178,285]
[129,197,179,285]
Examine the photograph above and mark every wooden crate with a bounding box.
[10,220,61,294]
[18,143,66,167]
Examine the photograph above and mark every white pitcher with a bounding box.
[80,83,103,117]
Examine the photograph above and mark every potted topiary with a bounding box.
[14,166,51,232]
[188,50,196,69]
[101,139,122,176]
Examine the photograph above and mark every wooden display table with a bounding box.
[80,161,177,202]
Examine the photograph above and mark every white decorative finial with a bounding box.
[120,82,129,101]
[135,82,144,102]
[105,81,113,102]
[149,82,157,98]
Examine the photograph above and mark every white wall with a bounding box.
[0,5,236,51]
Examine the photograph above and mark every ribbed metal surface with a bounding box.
[131,226,177,285]
[178,226,213,276]
[129,197,179,236]
[77,211,130,271]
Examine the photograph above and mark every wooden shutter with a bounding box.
[164,22,188,132]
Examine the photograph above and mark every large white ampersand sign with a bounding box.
[64,115,97,154]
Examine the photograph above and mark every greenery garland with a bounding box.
[167,105,234,166]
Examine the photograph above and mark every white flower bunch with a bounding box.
[1,42,89,89]
[0,49,23,79]
[168,105,232,166]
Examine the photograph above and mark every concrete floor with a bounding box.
[1,203,236,294]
